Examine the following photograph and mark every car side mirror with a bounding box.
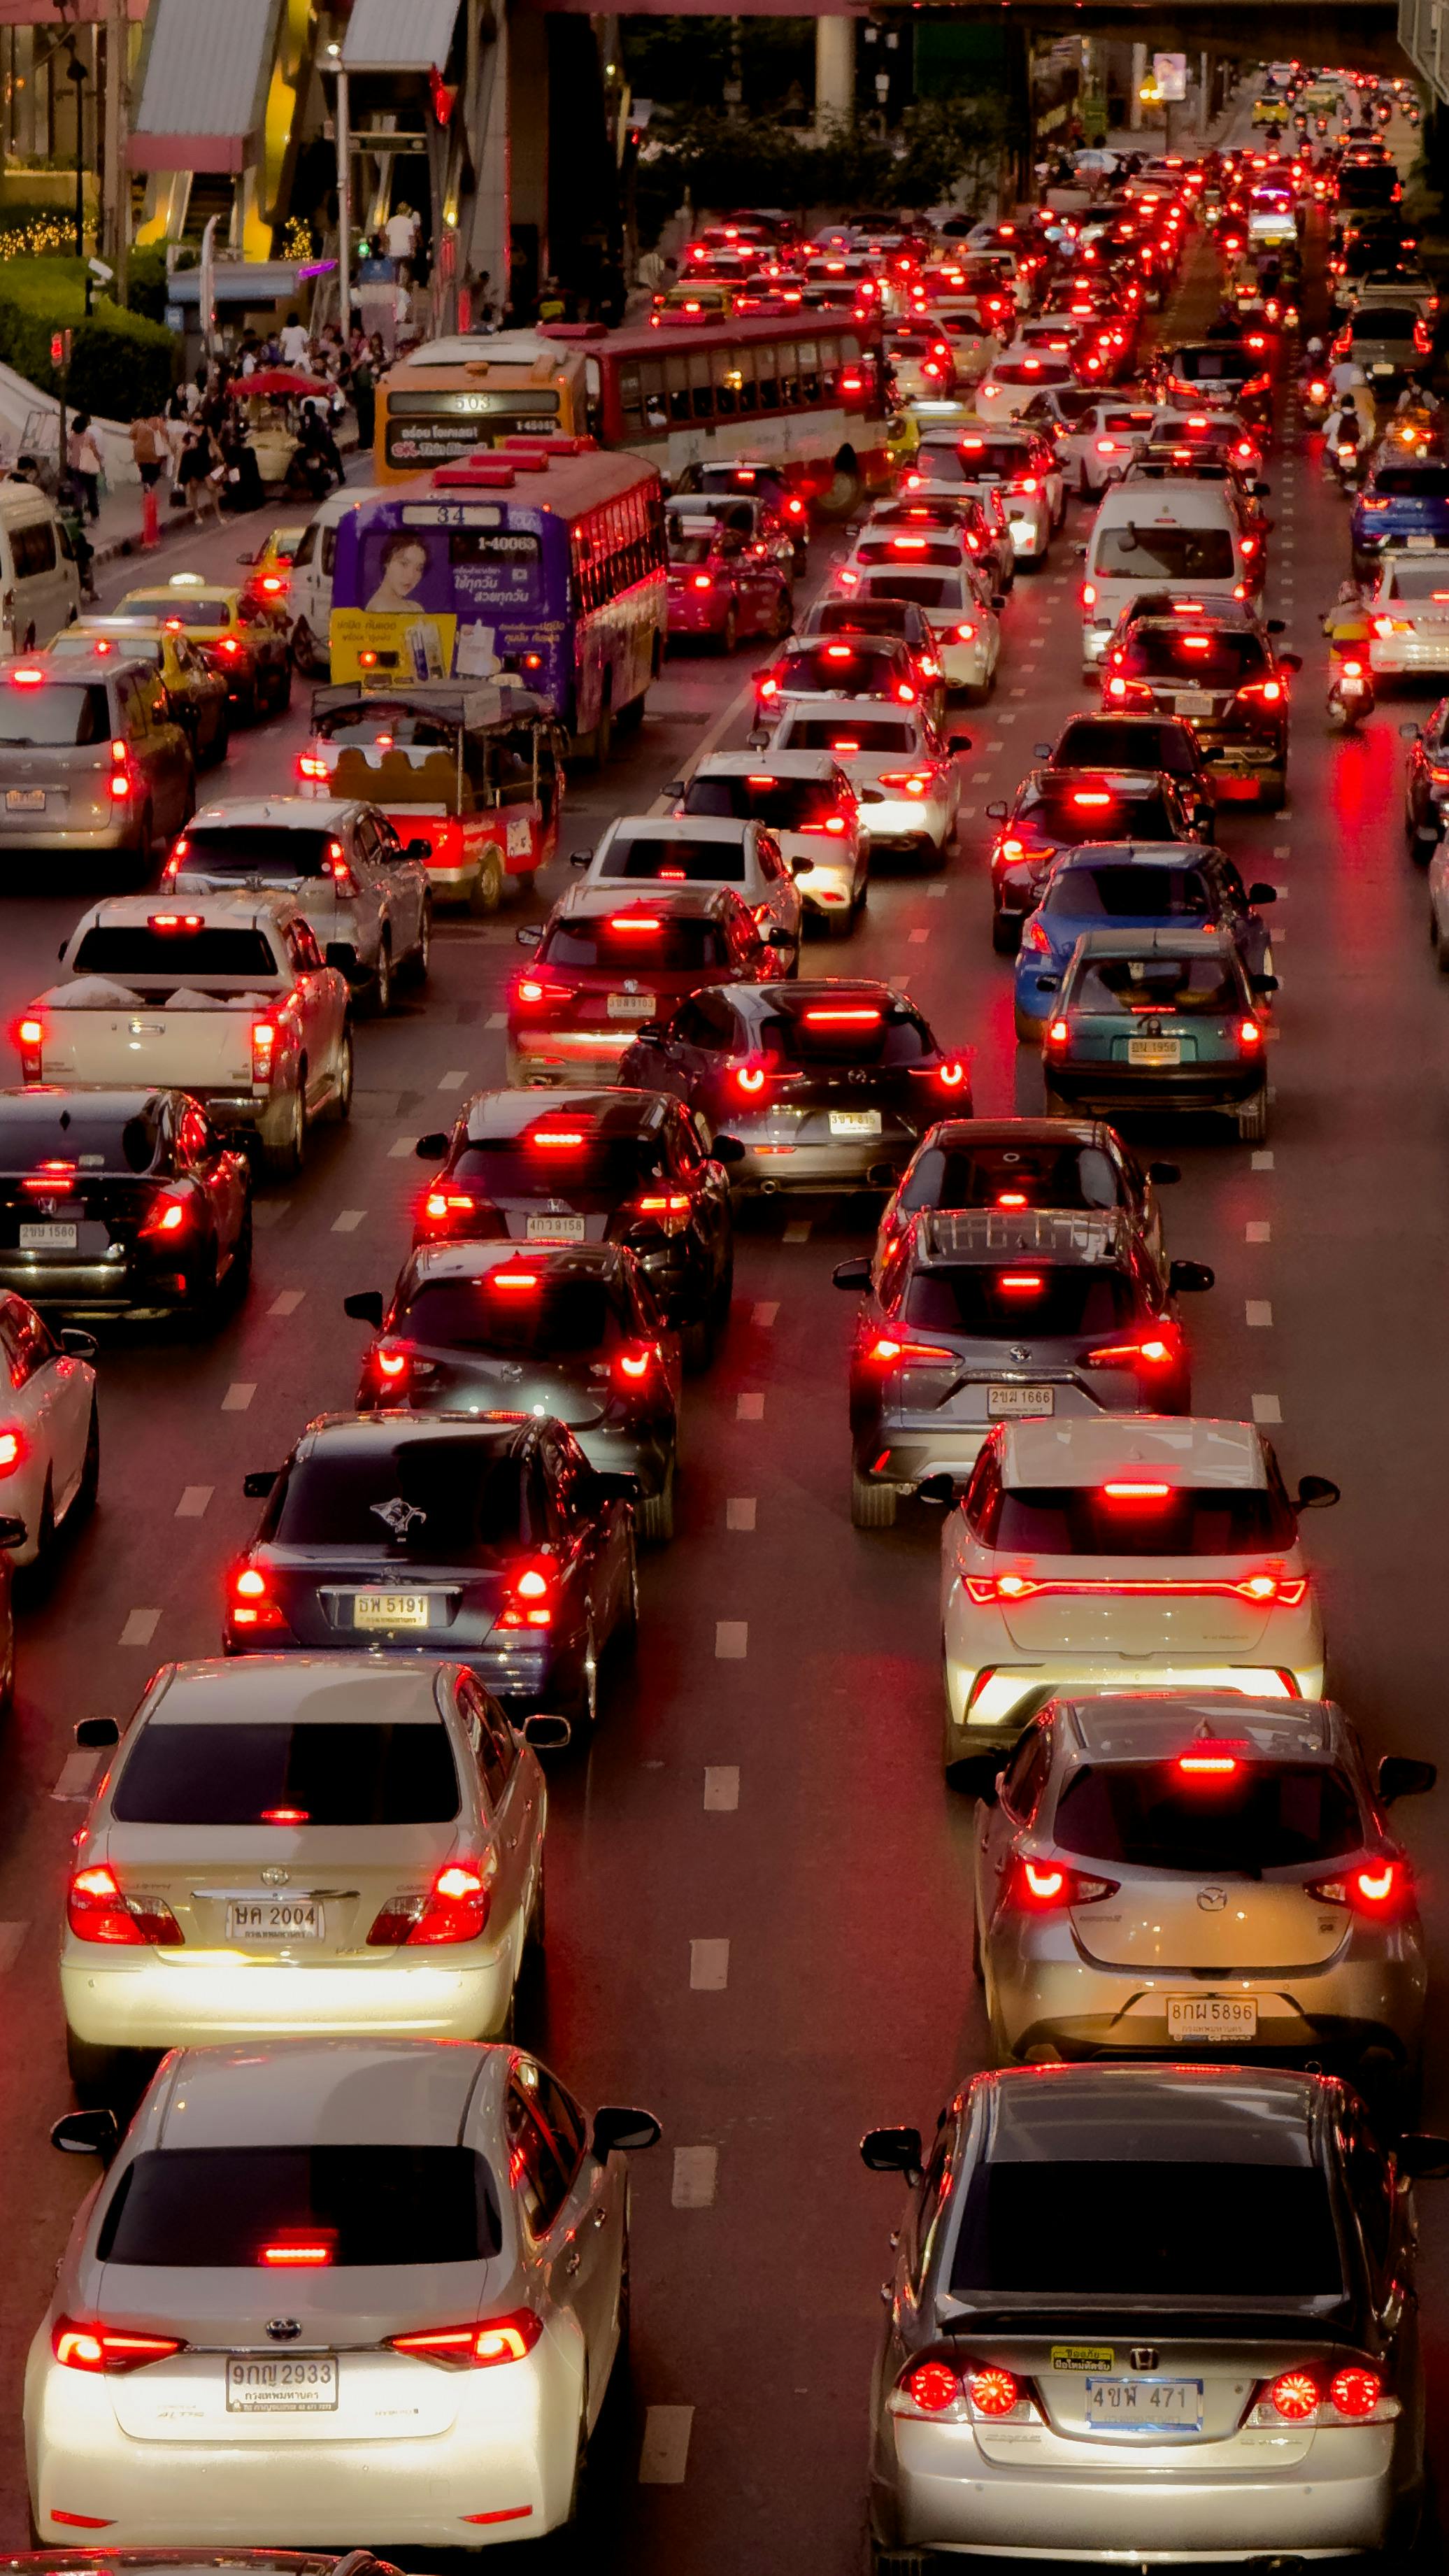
[515,924,541,946]
[1252,974,1279,996]
[951,1753,1004,1802]
[75,1715,120,1749]
[1148,1160,1180,1184]
[243,1470,279,1499]
[1033,740,1052,758]
[790,855,811,879]
[1377,1754,1436,1805]
[985,799,1008,820]
[1073,540,1087,558]
[991,593,1006,611]
[235,549,257,566]
[51,2109,118,2158]
[597,1469,644,1502]
[712,1134,746,1165]
[344,1290,385,1328]
[1034,973,1060,992]
[663,779,685,799]
[1279,651,1303,674]
[1267,616,1286,634]
[1169,1258,1214,1293]
[1248,882,1278,904]
[0,1515,23,1549]
[415,1132,450,1159]
[570,850,592,868]
[832,1255,871,1289]
[1254,480,1272,497]
[591,2105,662,2158]
[404,839,430,860]
[60,1328,97,1358]
[860,2124,922,2180]
[765,927,794,949]
[522,1714,571,1753]
[915,1472,958,1506]
[1294,1474,1341,1509]
[948,732,972,753]
[1398,2133,1449,2182]
[1399,722,1423,741]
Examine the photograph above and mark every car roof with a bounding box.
[913,1208,1132,1267]
[555,881,741,922]
[1069,923,1237,956]
[1052,841,1211,872]
[999,1414,1265,1489]
[602,813,753,846]
[188,796,371,831]
[733,976,908,1014]
[76,889,302,930]
[290,1411,534,1462]
[147,1655,452,1729]
[459,1086,669,1141]
[917,1115,1116,1150]
[1060,1691,1339,1763]
[152,2037,496,2151]
[1025,766,1169,792]
[972,2061,1322,2165]
[0,1082,175,1123]
[0,648,148,685]
[693,748,842,779]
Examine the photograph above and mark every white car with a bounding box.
[940,1415,1336,1770]
[1019,390,1157,493]
[0,1289,97,1567]
[1369,550,1449,677]
[668,747,868,932]
[835,548,1001,702]
[569,811,804,960]
[913,428,1062,560]
[767,696,966,865]
[884,328,957,401]
[974,352,1078,422]
[60,1655,559,2086]
[29,2038,659,2549]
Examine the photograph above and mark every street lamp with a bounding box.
[325,41,351,343]
[66,49,89,290]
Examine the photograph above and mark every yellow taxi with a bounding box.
[236,522,308,622]
[48,618,231,767]
[113,572,292,723]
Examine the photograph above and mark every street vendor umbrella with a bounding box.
[241,370,331,399]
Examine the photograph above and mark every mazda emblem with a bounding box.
[1129,2346,1159,2373]
[266,2319,302,2342]
[1197,1886,1227,1912]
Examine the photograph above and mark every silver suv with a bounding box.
[166,793,431,1013]
[0,649,193,872]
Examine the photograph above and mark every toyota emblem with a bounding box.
[260,1866,289,1888]
[266,2319,302,2342]
[622,978,639,995]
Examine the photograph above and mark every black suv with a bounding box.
[1103,607,1301,810]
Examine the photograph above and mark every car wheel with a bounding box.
[567,1621,599,1737]
[1236,1083,1270,1144]
[469,846,505,915]
[680,1311,715,1373]
[227,1203,253,1304]
[330,1027,354,1123]
[264,1082,306,1179]
[851,1467,897,1529]
[638,1459,676,1544]
[34,1471,55,1563]
[127,802,154,886]
[370,938,393,1017]
[717,605,738,655]
[74,1402,99,1520]
[1041,1079,1069,1118]
[291,620,317,674]
[271,660,292,714]
[991,909,1020,955]
[827,899,857,939]
[524,1858,547,1956]
[404,900,432,983]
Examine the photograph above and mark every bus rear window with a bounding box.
[540,918,729,970]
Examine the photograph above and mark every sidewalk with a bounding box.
[87,410,363,575]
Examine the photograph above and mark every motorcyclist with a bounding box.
[1322,578,1371,662]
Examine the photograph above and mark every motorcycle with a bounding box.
[1328,432,1366,492]
[1301,373,1332,422]
[1327,658,1375,730]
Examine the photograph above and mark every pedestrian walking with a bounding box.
[351,350,376,451]
[66,413,103,521]
[129,411,167,491]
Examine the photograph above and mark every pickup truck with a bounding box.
[16,890,352,1176]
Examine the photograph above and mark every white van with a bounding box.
[0,485,80,653]
[287,482,385,677]
[1080,479,1250,669]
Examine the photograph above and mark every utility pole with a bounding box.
[325,43,352,346]
[104,0,129,306]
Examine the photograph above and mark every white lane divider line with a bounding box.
[1245,1221,1271,1244]
[909,927,928,944]
[783,1220,811,1244]
[222,1382,255,1411]
[0,1923,26,1971]
[120,1608,159,1647]
[1273,845,1291,859]
[715,1620,748,1659]
[672,2145,719,2209]
[690,1938,729,1991]
[486,1010,506,1030]
[269,1289,305,1316]
[175,1485,213,1518]
[1245,1300,1273,1328]
[1251,1149,1274,1171]
[958,804,976,820]
[927,881,948,897]
[726,1497,756,1531]
[1252,1394,1283,1425]
[387,1136,416,1158]
[53,1750,99,1800]
[752,1300,779,1328]
[736,1393,764,1421]
[331,1209,366,1233]
[638,2404,694,2485]
[438,1069,469,1090]
[704,1765,740,1812]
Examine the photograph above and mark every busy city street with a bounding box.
[0,56,1443,2576]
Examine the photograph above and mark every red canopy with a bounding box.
[241,370,331,399]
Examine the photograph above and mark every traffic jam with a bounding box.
[0,56,1446,2576]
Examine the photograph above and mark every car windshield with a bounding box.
[949,2160,1342,2299]
[540,918,731,970]
[134,594,231,627]
[397,1274,625,1355]
[451,1132,672,1191]
[1092,524,1237,578]
[178,825,356,881]
[778,644,900,692]
[0,1105,162,1174]
[599,834,747,884]
[1370,466,1449,497]
[1052,1760,1364,1872]
[0,681,110,746]
[855,538,962,569]
[898,1139,1125,1217]
[97,2147,500,2267]
[70,927,278,979]
[1350,307,1415,339]
[685,776,841,829]
[859,572,966,609]
[900,1266,1135,1337]
[1385,563,1449,602]
[785,717,918,753]
[112,1718,462,1825]
[1055,720,1195,776]
[1024,783,1173,839]
[1073,952,1243,1013]
[268,1438,526,1558]
[1174,347,1257,381]
[980,1481,1297,1551]
[1043,865,1211,919]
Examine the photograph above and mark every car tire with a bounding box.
[711,1249,734,1330]
[1013,1004,1043,1046]
[404,900,432,983]
[851,1467,897,1529]
[226,1204,253,1304]
[615,1535,640,1652]
[771,590,792,640]
[330,1027,354,1123]
[638,1461,676,1544]
[73,1402,99,1521]
[991,909,1020,955]
[65,2028,126,2103]
[370,939,393,1018]
[681,1312,715,1373]
[264,1082,306,1179]
[1236,1083,1270,1144]
[470,847,505,915]
[1041,1079,1069,1118]
[717,606,738,656]
[127,802,154,886]
[524,1859,547,1957]
[291,620,318,675]
[271,661,292,715]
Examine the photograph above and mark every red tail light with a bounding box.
[937,1057,967,1090]
[513,979,569,1007]
[614,1341,659,1387]
[631,1189,692,1234]
[229,1565,288,1632]
[1085,1330,1179,1372]
[368,1857,492,1947]
[864,1335,955,1368]
[390,2310,543,2368]
[251,1020,278,1084]
[691,574,713,591]
[967,2366,1022,2415]
[260,2241,332,2267]
[898,2361,961,2414]
[736,1062,766,1094]
[1004,1856,1118,1909]
[422,1190,480,1226]
[1044,1018,1069,1046]
[54,2321,186,2374]
[1264,2365,1386,2422]
[877,771,932,797]
[1239,1019,1263,1050]
[0,1428,24,1473]
[15,1014,43,1077]
[67,1864,183,1947]
[1329,2368,1385,2418]
[138,1192,191,1239]
[373,1344,409,1383]
[297,752,329,781]
[497,1560,555,1630]
[108,738,134,803]
[1309,1860,1411,1916]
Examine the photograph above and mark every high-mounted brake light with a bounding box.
[1178,1753,1239,1777]
[1104,1479,1170,1499]
[803,1006,880,1025]
[490,1269,540,1293]
[608,915,662,932]
[998,1272,1042,1292]
[262,2242,332,2268]
[10,666,43,686]
[531,1127,585,1148]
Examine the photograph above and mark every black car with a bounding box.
[345,1241,682,1541]
[1103,609,1301,809]
[0,1086,252,1321]
[984,767,1203,951]
[875,1116,1180,1277]
[224,1413,638,1732]
[618,980,971,1197]
[673,457,808,568]
[412,1087,733,1369]
[1039,710,1216,837]
[1400,697,1449,852]
[834,1205,1212,1526]
[796,590,943,669]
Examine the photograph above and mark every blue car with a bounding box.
[1351,457,1449,582]
[1013,841,1277,1044]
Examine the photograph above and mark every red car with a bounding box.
[507,884,792,1086]
[666,524,792,654]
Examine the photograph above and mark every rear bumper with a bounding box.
[507,1030,637,1085]
[0,1253,197,1311]
[944,1651,1324,1741]
[1045,1062,1264,1114]
[720,1133,918,1193]
[227,1629,575,1714]
[0,819,136,854]
[60,1941,520,2049]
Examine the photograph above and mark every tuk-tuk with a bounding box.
[301,681,565,911]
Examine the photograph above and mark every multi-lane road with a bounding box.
[0,92,1447,2575]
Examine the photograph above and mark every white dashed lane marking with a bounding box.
[387,1137,415,1158]
[251,1202,287,1229]
[726,1498,756,1531]
[704,1765,739,1811]
[53,1751,98,1801]
[1245,1221,1271,1244]
[438,1069,469,1089]
[736,1393,764,1421]
[638,2405,694,2485]
[0,1924,26,1971]
[269,1290,305,1316]
[672,2146,719,2209]
[909,927,928,944]
[1245,1301,1273,1328]
[1253,1395,1283,1424]
[120,1608,159,1646]
[331,1210,366,1233]
[222,1383,255,1411]
[1252,1150,1274,1171]
[486,1011,506,1030]
[175,1486,213,1518]
[715,1621,748,1658]
[927,882,947,897]
[752,1301,778,1328]
[690,1939,729,1991]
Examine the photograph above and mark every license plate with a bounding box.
[1407,534,1438,550]
[1085,2377,1203,2433]
[4,788,43,812]
[227,2354,338,2413]
[829,1109,882,1137]
[1176,692,1214,717]
[1128,1037,1181,1065]
[606,991,655,1019]
[352,1591,431,1629]
[226,1900,323,1942]
[527,1212,585,1241]
[988,1383,1055,1416]
[1166,1993,1259,2043]
[19,1221,76,1249]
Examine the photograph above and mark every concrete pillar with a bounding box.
[1129,40,1146,131]
[815,17,855,132]
[469,3,513,321]
[511,0,548,295]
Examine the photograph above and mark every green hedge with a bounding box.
[0,287,179,418]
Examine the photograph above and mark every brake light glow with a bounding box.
[53,2321,186,2374]
[229,1565,287,1632]
[261,2242,332,2268]
[866,1336,954,1367]
[1178,1753,1239,1777]
[497,1563,555,1630]
[968,2367,1022,2417]
[369,1858,492,1946]
[1008,1857,1118,1909]
[608,915,662,932]
[736,1063,766,1093]
[998,1272,1042,1292]
[10,667,43,686]
[803,1006,880,1025]
[938,1058,966,1090]
[1104,1479,1170,1499]
[67,1864,183,1948]
[251,1020,277,1084]
[389,2312,543,2369]
[297,753,329,779]
[1239,1019,1263,1048]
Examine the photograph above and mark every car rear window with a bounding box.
[900,1265,1135,1337]
[70,927,278,979]
[1121,627,1268,681]
[0,1106,162,1174]
[920,439,1029,482]
[136,594,231,627]
[51,632,164,668]
[667,534,717,567]
[1371,466,1449,497]
[1055,720,1195,776]
[859,572,965,611]
[1044,865,1211,920]
[451,1133,671,1192]
[897,1139,1125,1218]
[752,997,931,1067]
[1092,524,1236,580]
[1052,1760,1364,1872]
[1072,951,1243,1013]
[1026,783,1175,840]
[1385,563,1449,602]
[980,1482,1297,1553]
[809,597,915,639]
[778,643,900,692]
[0,681,110,747]
[112,1718,461,1825]
[540,917,730,971]
[685,776,841,830]
[1350,307,1415,339]
[599,834,746,885]
[855,537,963,569]
[994,360,1072,385]
[1173,347,1256,382]
[785,717,918,754]
[397,1274,624,1355]
[267,1439,526,1558]
[949,2161,1341,2299]
[97,2146,500,2268]
[178,825,351,882]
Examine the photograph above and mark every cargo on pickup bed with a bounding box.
[16,890,352,1176]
